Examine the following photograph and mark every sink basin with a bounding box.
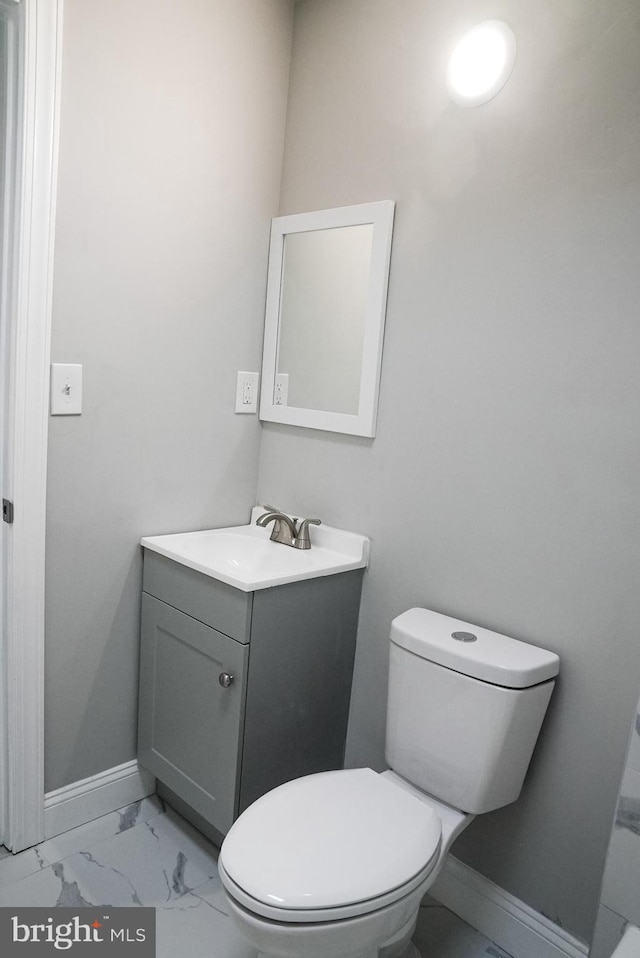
[141,507,369,592]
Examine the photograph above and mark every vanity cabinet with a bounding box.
[137,550,363,837]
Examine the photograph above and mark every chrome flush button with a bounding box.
[451,631,477,643]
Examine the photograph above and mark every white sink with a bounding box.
[141,506,369,592]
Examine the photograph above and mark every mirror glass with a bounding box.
[278,224,373,415]
[259,201,394,437]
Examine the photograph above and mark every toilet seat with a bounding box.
[219,768,442,923]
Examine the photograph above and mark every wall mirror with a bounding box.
[259,200,395,437]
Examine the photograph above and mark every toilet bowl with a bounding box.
[218,608,559,958]
[219,768,473,958]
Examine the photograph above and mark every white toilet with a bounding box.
[218,607,559,958]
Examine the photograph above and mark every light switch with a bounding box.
[50,363,83,415]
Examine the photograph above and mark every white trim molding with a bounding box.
[44,761,156,841]
[431,855,589,958]
[4,0,63,851]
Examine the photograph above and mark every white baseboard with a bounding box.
[44,761,156,840]
[430,855,589,958]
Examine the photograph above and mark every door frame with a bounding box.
[1,0,62,851]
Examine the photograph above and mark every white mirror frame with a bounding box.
[259,200,395,438]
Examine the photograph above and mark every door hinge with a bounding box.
[2,499,14,524]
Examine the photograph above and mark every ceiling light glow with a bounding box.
[447,21,516,107]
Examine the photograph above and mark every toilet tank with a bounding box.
[385,608,559,814]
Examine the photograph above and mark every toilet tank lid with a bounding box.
[390,608,559,688]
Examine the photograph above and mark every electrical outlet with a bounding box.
[274,372,289,406]
[235,371,259,414]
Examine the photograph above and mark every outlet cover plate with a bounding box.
[235,371,259,414]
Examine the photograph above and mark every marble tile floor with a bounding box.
[0,798,513,958]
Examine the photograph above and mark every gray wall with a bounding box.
[45,0,293,791]
[256,0,640,944]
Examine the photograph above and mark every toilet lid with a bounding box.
[220,768,441,915]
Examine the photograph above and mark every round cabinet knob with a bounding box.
[218,672,234,688]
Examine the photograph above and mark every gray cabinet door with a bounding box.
[138,593,247,834]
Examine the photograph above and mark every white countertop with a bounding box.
[141,506,369,592]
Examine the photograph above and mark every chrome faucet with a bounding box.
[256,506,321,550]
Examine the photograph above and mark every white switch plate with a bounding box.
[235,371,259,414]
[50,363,83,415]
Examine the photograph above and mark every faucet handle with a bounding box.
[294,517,321,550]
